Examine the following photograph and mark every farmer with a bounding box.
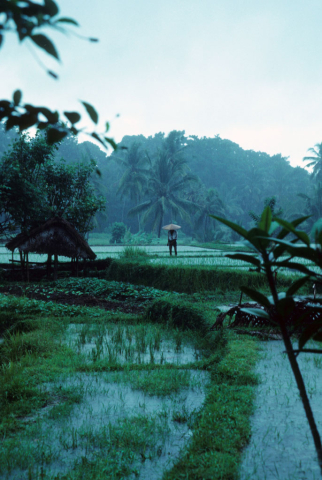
[168,229,177,256]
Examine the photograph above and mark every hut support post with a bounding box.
[19,250,24,280]
[47,254,52,279]
[12,251,14,272]
[54,254,58,281]
[76,257,79,277]
[26,252,29,283]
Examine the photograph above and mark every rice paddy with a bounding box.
[0,244,318,277]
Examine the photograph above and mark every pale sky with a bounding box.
[1,0,322,166]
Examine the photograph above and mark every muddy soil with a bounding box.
[0,286,145,315]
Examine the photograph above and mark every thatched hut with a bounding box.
[6,217,96,280]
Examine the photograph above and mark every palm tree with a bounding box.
[303,143,322,180]
[194,188,225,242]
[115,142,150,231]
[298,182,322,229]
[128,151,198,237]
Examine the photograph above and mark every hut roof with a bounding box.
[5,217,96,260]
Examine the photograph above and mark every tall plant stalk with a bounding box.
[212,207,322,473]
[262,251,322,472]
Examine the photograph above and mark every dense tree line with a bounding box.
[0,124,319,241]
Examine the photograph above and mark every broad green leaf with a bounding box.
[47,128,67,144]
[13,90,22,106]
[210,215,248,240]
[275,218,310,246]
[259,206,272,233]
[81,101,98,124]
[287,276,311,297]
[56,17,79,26]
[276,261,314,276]
[247,227,270,249]
[240,308,270,319]
[299,320,322,350]
[276,215,311,240]
[64,111,81,124]
[226,253,260,268]
[31,34,60,61]
[240,286,271,307]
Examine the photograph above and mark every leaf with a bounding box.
[13,90,22,106]
[44,0,59,16]
[64,111,81,124]
[299,321,322,350]
[47,128,67,144]
[47,70,58,79]
[287,276,311,297]
[210,215,248,240]
[276,260,314,276]
[31,34,60,61]
[56,17,79,26]
[259,206,272,233]
[91,132,105,147]
[226,253,260,268]
[105,137,117,150]
[105,122,110,132]
[81,101,98,124]
[276,215,311,240]
[240,308,270,319]
[275,218,310,246]
[240,286,271,307]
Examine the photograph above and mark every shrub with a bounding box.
[110,222,126,243]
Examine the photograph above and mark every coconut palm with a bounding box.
[115,142,150,231]
[194,188,225,242]
[298,182,322,229]
[128,151,198,237]
[303,143,322,180]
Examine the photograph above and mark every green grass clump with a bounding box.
[119,245,150,260]
[126,369,192,396]
[145,297,210,332]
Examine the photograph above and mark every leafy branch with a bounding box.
[0,0,116,150]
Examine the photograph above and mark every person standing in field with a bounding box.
[168,229,177,256]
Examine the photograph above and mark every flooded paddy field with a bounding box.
[240,341,322,480]
[2,369,209,480]
[0,244,316,276]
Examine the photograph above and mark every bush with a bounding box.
[110,222,126,243]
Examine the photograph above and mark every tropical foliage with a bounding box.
[128,147,198,237]
[212,207,322,474]
[0,132,105,236]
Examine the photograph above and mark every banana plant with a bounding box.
[211,206,322,473]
